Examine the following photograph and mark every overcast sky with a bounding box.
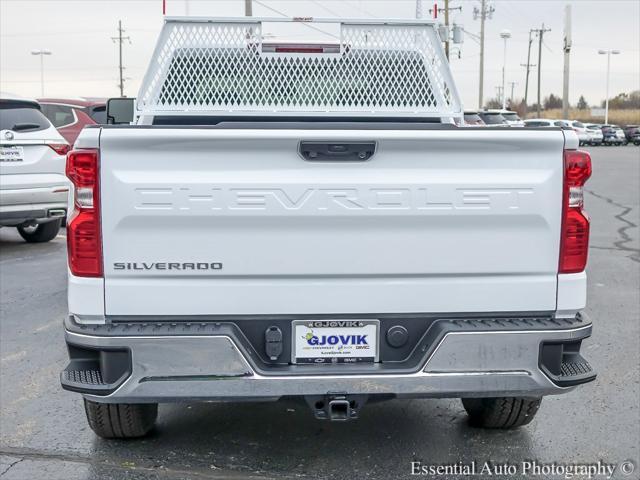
[1,0,638,109]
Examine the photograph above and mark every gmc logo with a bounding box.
[134,187,534,212]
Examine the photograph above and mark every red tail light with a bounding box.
[47,142,71,156]
[66,149,102,277]
[560,150,592,273]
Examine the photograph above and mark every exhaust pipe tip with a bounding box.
[48,209,66,218]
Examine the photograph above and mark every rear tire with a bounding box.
[17,219,61,243]
[461,397,542,429]
[84,399,158,439]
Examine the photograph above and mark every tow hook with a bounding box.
[305,393,368,421]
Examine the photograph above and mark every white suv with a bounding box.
[491,109,525,127]
[0,94,70,242]
[564,120,590,146]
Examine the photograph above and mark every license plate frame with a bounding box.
[0,146,25,163]
[291,319,379,364]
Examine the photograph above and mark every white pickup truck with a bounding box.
[61,17,595,438]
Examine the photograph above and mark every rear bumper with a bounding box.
[61,314,595,403]
[0,180,69,225]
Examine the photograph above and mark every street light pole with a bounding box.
[598,49,620,124]
[31,49,52,97]
[500,29,511,110]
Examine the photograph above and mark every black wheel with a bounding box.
[17,219,61,243]
[84,399,158,439]
[461,397,542,429]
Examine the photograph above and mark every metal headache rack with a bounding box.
[137,17,462,119]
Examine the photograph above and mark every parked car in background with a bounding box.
[38,97,106,145]
[0,94,69,242]
[601,125,626,146]
[565,120,590,146]
[611,125,627,145]
[627,128,640,146]
[463,111,486,126]
[585,124,604,146]
[523,119,556,127]
[488,109,524,127]
[478,111,508,126]
[623,125,640,143]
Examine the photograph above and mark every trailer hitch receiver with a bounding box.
[305,393,368,421]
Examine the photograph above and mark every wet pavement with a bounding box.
[1,146,639,479]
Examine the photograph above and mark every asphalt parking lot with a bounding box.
[1,146,639,480]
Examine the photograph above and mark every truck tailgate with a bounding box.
[99,128,564,316]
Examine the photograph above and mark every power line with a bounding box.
[309,0,342,17]
[111,20,131,97]
[343,0,378,18]
[252,0,338,39]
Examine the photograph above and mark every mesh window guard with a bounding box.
[137,18,462,118]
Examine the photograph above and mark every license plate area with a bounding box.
[292,319,379,364]
[0,146,24,163]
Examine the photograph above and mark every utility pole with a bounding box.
[111,20,130,97]
[245,0,252,16]
[562,5,572,118]
[509,81,518,105]
[444,0,450,59]
[521,30,536,115]
[428,2,462,59]
[474,1,495,109]
[532,24,551,117]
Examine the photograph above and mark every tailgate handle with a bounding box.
[299,141,376,162]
